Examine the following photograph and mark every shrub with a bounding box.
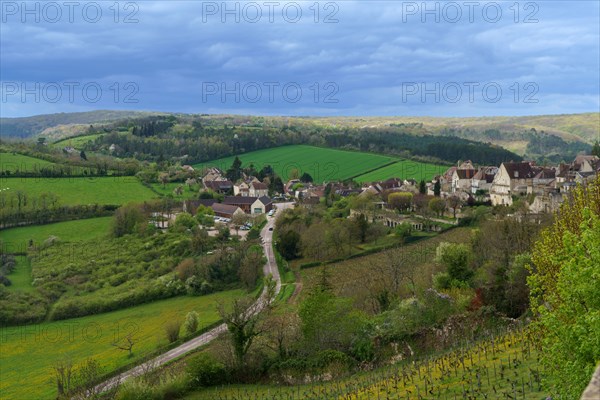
[183,311,199,335]
[164,320,182,343]
[117,371,190,400]
[186,353,227,387]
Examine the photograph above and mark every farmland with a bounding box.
[354,159,446,183]
[0,176,157,205]
[0,290,243,400]
[186,329,545,399]
[300,227,474,309]
[196,145,399,183]
[0,152,58,174]
[0,217,112,250]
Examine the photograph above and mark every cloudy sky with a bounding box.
[1,1,599,117]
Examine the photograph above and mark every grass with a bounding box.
[195,145,397,183]
[0,152,57,173]
[52,134,105,149]
[354,159,446,183]
[150,182,201,200]
[0,217,112,250]
[0,176,158,206]
[6,256,34,292]
[185,329,546,399]
[0,290,243,400]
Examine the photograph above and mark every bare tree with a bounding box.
[447,195,462,219]
[53,358,74,398]
[232,212,249,236]
[111,332,136,358]
[264,311,301,359]
[173,184,184,196]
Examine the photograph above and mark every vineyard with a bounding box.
[187,328,548,399]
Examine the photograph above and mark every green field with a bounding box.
[0,152,57,173]
[195,145,397,183]
[0,177,157,205]
[0,217,112,251]
[52,133,105,149]
[0,290,242,400]
[6,256,34,292]
[150,182,201,200]
[354,159,446,183]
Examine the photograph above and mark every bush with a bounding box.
[164,320,182,343]
[117,372,190,400]
[186,353,227,387]
[184,311,199,335]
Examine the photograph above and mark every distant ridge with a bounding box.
[1,111,598,148]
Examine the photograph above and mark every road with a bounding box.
[92,202,293,393]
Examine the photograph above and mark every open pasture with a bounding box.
[0,176,157,206]
[0,290,242,400]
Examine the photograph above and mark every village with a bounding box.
[159,154,600,236]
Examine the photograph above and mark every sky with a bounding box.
[1,0,599,118]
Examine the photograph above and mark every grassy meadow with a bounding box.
[150,182,201,199]
[195,145,397,183]
[0,290,243,400]
[52,133,105,149]
[0,176,157,205]
[0,152,58,174]
[0,217,112,250]
[354,159,446,183]
[6,256,34,292]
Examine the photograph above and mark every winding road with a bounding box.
[93,202,293,392]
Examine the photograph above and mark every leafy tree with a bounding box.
[173,212,196,231]
[218,297,263,366]
[300,172,313,183]
[433,179,441,197]
[394,222,412,243]
[428,197,446,217]
[592,140,600,157]
[299,288,367,353]
[528,176,600,397]
[238,246,264,288]
[226,156,243,182]
[277,230,301,260]
[419,179,426,194]
[269,176,284,194]
[388,192,413,212]
[435,242,473,285]
[351,212,369,243]
[111,204,145,237]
